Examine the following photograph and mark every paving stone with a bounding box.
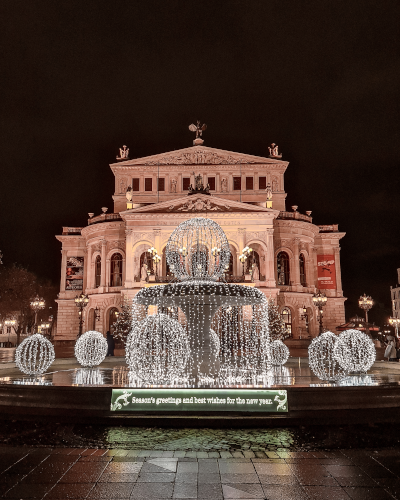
[175,473,198,483]
[45,482,95,499]
[130,481,174,498]
[177,461,198,473]
[261,484,309,500]
[258,474,299,485]
[219,462,255,474]
[104,462,143,473]
[303,485,351,499]
[141,461,177,473]
[343,486,394,499]
[222,482,265,498]
[172,482,197,498]
[87,481,135,498]
[198,461,219,473]
[253,462,291,475]
[220,473,260,483]
[173,451,186,458]
[324,465,368,478]
[138,472,176,482]
[197,473,220,483]
[5,482,52,498]
[334,475,378,487]
[98,472,138,482]
[197,482,223,499]
[242,451,255,459]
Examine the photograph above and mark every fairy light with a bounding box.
[73,368,104,385]
[333,329,376,374]
[74,331,108,367]
[125,217,270,387]
[126,313,190,384]
[15,333,55,376]
[269,340,289,366]
[308,331,347,381]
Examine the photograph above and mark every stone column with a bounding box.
[178,173,182,193]
[216,173,220,193]
[60,249,68,292]
[125,229,134,288]
[100,240,107,288]
[334,246,343,296]
[265,228,276,286]
[292,238,301,286]
[82,248,89,291]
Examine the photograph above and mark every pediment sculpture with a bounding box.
[169,198,231,212]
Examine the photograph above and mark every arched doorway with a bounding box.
[108,307,119,333]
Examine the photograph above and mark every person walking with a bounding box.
[106,331,115,357]
[384,337,396,362]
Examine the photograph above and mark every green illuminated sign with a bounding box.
[110,389,288,412]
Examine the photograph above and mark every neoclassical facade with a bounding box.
[56,140,346,341]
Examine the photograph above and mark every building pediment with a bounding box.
[121,194,280,215]
[111,145,288,168]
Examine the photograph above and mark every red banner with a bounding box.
[317,255,336,289]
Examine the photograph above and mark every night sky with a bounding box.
[0,1,399,325]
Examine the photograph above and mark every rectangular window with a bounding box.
[259,177,266,190]
[132,178,139,191]
[233,177,241,190]
[145,178,152,191]
[183,178,191,191]
[158,178,165,191]
[208,177,215,190]
[246,177,253,190]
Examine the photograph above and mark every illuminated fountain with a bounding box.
[127,217,270,386]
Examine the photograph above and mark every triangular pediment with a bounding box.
[121,194,279,215]
[111,145,287,167]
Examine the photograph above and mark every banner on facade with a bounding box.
[110,389,288,413]
[317,255,336,289]
[65,257,84,290]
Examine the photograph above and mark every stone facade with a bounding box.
[55,144,346,340]
[390,268,400,319]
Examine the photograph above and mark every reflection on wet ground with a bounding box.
[1,360,400,388]
[0,348,15,364]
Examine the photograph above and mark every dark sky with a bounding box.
[0,0,399,325]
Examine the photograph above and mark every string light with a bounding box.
[126,313,190,384]
[15,333,55,376]
[73,368,104,385]
[308,331,347,381]
[74,331,108,367]
[125,217,270,387]
[333,329,376,373]
[269,340,289,366]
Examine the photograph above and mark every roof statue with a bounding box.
[268,143,282,159]
[189,121,207,145]
[116,145,129,161]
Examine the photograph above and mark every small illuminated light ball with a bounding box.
[15,333,55,376]
[269,340,289,366]
[74,331,108,367]
[308,331,347,381]
[126,313,190,384]
[333,329,376,373]
[210,329,220,356]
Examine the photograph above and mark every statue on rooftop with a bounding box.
[265,183,273,201]
[189,121,207,139]
[268,143,282,159]
[117,145,129,161]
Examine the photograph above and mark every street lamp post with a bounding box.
[358,294,373,337]
[39,321,51,338]
[389,317,400,338]
[74,293,89,337]
[30,295,45,334]
[312,290,328,335]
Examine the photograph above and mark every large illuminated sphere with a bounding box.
[74,331,108,367]
[15,334,55,376]
[126,313,190,383]
[333,329,376,373]
[166,217,230,281]
[269,340,289,366]
[308,331,347,381]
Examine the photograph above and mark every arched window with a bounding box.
[140,251,154,275]
[281,307,292,336]
[108,307,119,332]
[110,253,123,287]
[95,255,101,288]
[277,252,290,285]
[246,250,260,275]
[299,253,306,286]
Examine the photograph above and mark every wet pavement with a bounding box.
[1,445,400,499]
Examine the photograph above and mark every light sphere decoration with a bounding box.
[165,217,230,281]
[333,329,376,373]
[308,331,347,381]
[74,331,108,367]
[126,313,190,384]
[15,333,55,376]
[269,340,289,366]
